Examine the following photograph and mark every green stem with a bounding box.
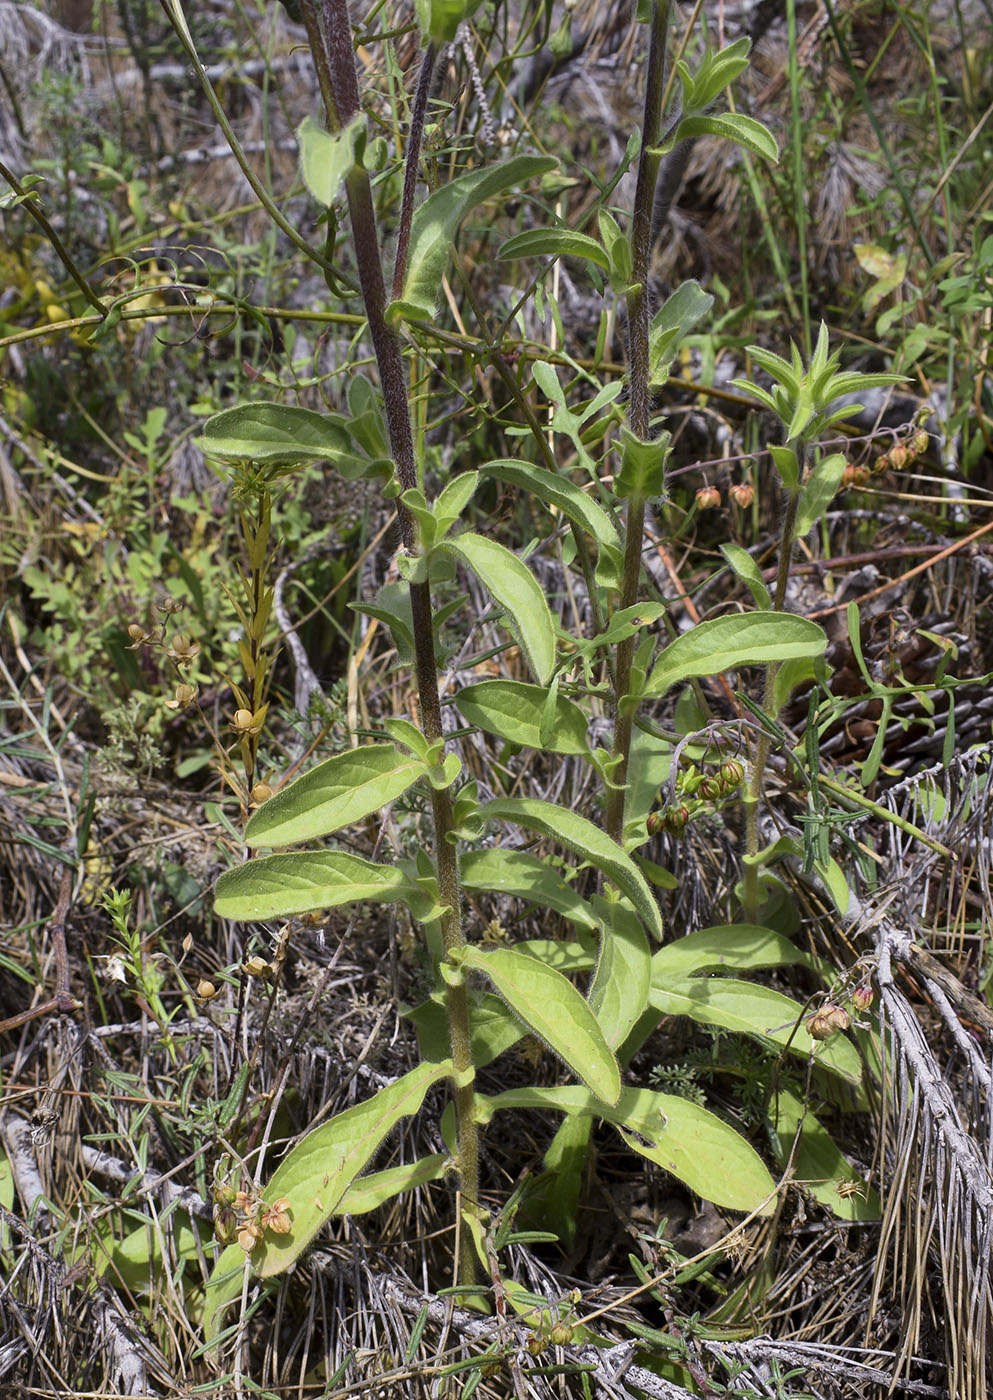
[0,157,106,316]
[607,0,669,844]
[743,482,800,918]
[314,0,479,1285]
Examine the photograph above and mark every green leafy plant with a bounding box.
[164,0,895,1347]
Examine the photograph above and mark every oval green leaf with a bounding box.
[649,977,861,1083]
[392,156,556,323]
[497,228,609,271]
[651,924,818,980]
[479,459,620,553]
[244,744,424,847]
[479,797,663,941]
[462,946,620,1105]
[460,848,598,930]
[252,1059,452,1278]
[477,1085,775,1214]
[202,402,352,469]
[214,851,421,922]
[644,612,826,699]
[674,112,779,163]
[442,534,556,685]
[455,679,588,754]
[589,896,651,1051]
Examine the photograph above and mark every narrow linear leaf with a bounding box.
[462,945,620,1105]
[245,744,424,847]
[442,534,556,685]
[249,1060,452,1278]
[644,612,826,699]
[480,796,663,941]
[455,679,589,754]
[214,851,423,922]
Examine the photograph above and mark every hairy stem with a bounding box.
[393,42,437,299]
[309,0,479,1284]
[743,481,800,918]
[607,0,670,844]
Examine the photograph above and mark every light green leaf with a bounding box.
[252,1060,452,1278]
[202,401,355,470]
[673,112,778,162]
[391,156,556,323]
[462,946,620,1104]
[795,453,846,537]
[478,1085,776,1214]
[407,990,526,1067]
[203,1246,250,1345]
[720,543,771,610]
[648,281,714,385]
[644,613,826,698]
[649,977,861,1083]
[460,848,598,930]
[415,0,483,44]
[454,679,588,754]
[589,896,651,1050]
[244,745,424,847]
[336,1154,449,1215]
[480,796,663,941]
[774,1089,879,1221]
[498,228,609,271]
[614,427,671,501]
[214,851,424,922]
[651,924,818,980]
[442,533,556,684]
[479,459,620,553]
[773,655,820,712]
[298,114,365,206]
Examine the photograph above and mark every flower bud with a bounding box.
[718,758,745,791]
[698,774,723,801]
[663,804,690,836]
[214,1207,237,1244]
[646,810,663,836]
[548,1323,574,1346]
[695,484,721,511]
[912,429,930,455]
[851,982,874,1012]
